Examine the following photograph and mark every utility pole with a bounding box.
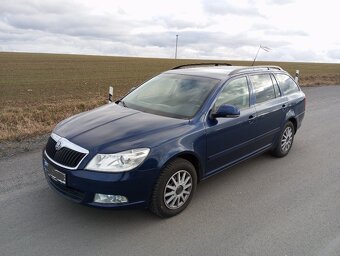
[175,34,179,59]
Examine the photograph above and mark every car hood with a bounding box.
[53,104,189,153]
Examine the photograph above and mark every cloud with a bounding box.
[0,0,339,63]
[154,16,209,30]
[327,49,340,60]
[201,0,262,17]
[269,30,308,36]
[132,30,288,50]
[0,1,138,41]
[259,47,324,62]
[251,24,308,37]
[0,0,86,16]
[266,0,294,5]
[263,29,308,37]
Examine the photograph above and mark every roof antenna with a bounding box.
[252,45,271,66]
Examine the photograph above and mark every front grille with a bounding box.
[45,136,86,168]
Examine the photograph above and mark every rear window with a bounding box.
[275,74,299,95]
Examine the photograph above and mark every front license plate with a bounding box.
[43,159,66,185]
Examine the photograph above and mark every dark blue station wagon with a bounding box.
[43,64,305,217]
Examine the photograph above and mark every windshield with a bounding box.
[121,74,219,119]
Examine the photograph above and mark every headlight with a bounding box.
[85,148,150,172]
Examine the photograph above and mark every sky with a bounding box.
[0,0,339,63]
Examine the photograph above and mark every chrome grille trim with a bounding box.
[51,133,89,154]
[45,133,89,170]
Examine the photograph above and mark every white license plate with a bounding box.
[43,159,66,185]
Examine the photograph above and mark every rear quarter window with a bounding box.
[275,74,300,95]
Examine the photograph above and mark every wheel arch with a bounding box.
[161,151,203,183]
[285,108,298,134]
[287,117,297,134]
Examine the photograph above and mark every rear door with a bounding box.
[249,73,287,148]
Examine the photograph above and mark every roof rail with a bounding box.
[229,65,283,75]
[172,63,232,70]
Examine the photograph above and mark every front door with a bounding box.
[205,76,258,175]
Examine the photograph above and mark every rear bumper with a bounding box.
[42,152,158,209]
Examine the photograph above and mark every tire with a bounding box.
[150,158,197,218]
[271,121,295,158]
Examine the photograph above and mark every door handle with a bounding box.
[282,104,287,110]
[248,114,256,124]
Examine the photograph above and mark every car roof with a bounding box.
[164,65,286,80]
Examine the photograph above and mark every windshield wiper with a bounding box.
[116,99,127,108]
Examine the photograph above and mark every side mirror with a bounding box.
[211,104,240,118]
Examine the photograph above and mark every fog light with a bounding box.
[94,193,128,204]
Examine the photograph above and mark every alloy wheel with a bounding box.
[281,126,293,153]
[163,170,192,210]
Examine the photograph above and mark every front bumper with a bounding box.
[42,152,158,209]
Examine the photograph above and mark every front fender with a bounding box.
[150,128,206,179]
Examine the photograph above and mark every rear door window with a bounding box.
[249,74,276,104]
[275,74,300,95]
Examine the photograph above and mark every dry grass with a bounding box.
[0,99,103,141]
[1,52,339,141]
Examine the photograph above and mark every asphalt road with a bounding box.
[1,86,339,256]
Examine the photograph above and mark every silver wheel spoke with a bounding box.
[165,191,175,197]
[166,184,176,191]
[180,194,185,202]
[171,177,178,186]
[183,176,191,185]
[181,173,187,183]
[183,183,192,190]
[281,126,293,153]
[166,195,176,205]
[178,196,183,205]
[170,197,178,208]
[183,190,190,195]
